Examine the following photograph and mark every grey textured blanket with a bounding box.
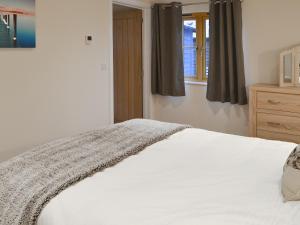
[0,119,189,225]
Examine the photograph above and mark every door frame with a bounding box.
[109,0,152,124]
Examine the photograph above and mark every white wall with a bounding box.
[243,0,300,85]
[0,0,112,161]
[151,0,300,136]
[2,0,300,161]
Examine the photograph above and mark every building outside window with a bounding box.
[183,13,209,83]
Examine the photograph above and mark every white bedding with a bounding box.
[38,128,300,225]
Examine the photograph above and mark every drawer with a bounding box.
[257,92,300,113]
[257,112,300,136]
[257,130,300,144]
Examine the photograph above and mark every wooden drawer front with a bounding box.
[257,130,300,144]
[257,113,300,136]
[257,92,300,113]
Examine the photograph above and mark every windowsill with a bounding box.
[185,80,207,86]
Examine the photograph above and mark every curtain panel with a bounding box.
[151,3,186,96]
[207,0,247,105]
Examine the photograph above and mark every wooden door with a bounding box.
[113,9,143,123]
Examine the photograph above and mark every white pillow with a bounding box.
[282,146,300,201]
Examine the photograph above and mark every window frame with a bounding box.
[183,13,209,82]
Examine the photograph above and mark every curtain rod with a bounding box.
[153,0,243,8]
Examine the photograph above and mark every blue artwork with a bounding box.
[0,0,35,48]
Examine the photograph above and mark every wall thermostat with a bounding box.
[85,35,93,45]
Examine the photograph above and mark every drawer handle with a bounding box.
[267,100,281,105]
[267,122,281,127]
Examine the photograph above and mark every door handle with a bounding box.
[267,100,280,105]
[267,122,281,127]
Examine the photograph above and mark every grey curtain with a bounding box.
[207,0,247,105]
[151,3,185,96]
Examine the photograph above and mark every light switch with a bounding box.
[100,64,107,71]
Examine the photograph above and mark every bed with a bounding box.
[36,127,300,225]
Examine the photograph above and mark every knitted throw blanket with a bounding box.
[0,119,190,225]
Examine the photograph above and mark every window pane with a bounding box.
[205,19,209,77]
[183,47,197,77]
[183,20,196,47]
[183,19,197,77]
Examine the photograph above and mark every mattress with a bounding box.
[37,128,300,225]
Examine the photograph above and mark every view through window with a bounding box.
[183,13,209,82]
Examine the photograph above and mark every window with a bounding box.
[183,13,209,82]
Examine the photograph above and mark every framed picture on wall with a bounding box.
[0,0,35,48]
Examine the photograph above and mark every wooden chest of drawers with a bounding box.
[250,84,300,143]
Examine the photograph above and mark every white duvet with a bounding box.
[38,128,300,225]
